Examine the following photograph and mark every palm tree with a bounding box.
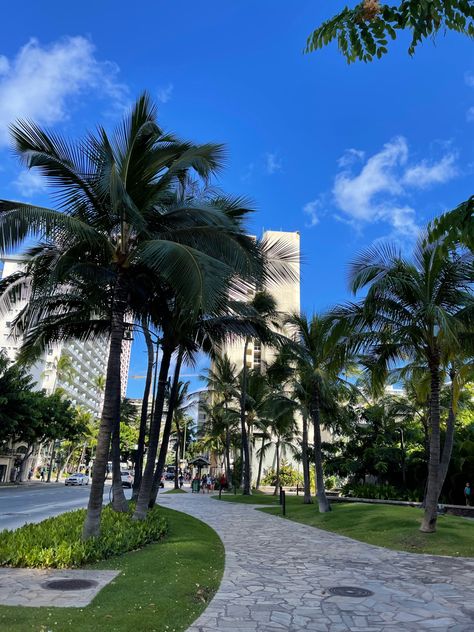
[343,239,474,532]
[204,354,239,483]
[0,93,265,537]
[283,313,353,513]
[239,291,280,495]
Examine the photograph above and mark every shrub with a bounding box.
[341,482,414,501]
[261,462,303,487]
[0,504,168,568]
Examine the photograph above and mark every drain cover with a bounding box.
[328,586,373,598]
[42,579,98,591]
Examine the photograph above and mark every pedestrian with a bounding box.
[179,473,184,489]
[201,473,207,494]
[464,482,471,506]
[219,472,227,491]
[206,473,213,493]
[40,468,45,482]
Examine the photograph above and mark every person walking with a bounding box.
[40,468,45,482]
[179,473,184,489]
[464,482,471,506]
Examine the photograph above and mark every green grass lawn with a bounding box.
[0,507,224,632]
[214,493,474,557]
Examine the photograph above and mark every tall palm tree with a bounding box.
[283,313,353,513]
[0,93,265,537]
[205,354,239,483]
[239,291,280,495]
[342,239,474,532]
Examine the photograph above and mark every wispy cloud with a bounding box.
[304,137,459,239]
[0,36,127,147]
[337,148,365,168]
[14,170,47,197]
[402,153,458,188]
[264,152,282,175]
[332,137,458,237]
[303,197,323,227]
[157,83,174,103]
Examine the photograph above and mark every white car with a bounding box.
[65,473,89,486]
[121,471,134,488]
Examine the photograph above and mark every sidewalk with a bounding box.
[158,492,474,632]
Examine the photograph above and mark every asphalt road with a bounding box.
[0,481,132,531]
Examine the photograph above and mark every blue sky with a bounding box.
[0,1,473,399]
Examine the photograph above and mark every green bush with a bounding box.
[261,462,303,487]
[341,482,411,501]
[0,505,168,569]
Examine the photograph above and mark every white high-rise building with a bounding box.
[0,255,132,416]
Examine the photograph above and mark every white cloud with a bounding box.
[265,152,282,175]
[329,136,458,237]
[333,136,408,223]
[14,170,47,197]
[402,153,458,188]
[337,148,365,168]
[303,198,323,227]
[157,83,174,103]
[0,36,127,146]
[467,106,474,122]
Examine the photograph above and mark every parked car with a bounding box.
[65,473,89,486]
[121,471,134,488]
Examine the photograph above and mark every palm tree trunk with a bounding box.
[110,420,128,512]
[302,412,312,504]
[420,354,441,533]
[312,393,331,513]
[174,426,180,490]
[437,370,456,498]
[149,348,184,506]
[83,275,127,539]
[240,339,251,495]
[256,436,266,489]
[132,320,154,501]
[133,343,173,520]
[225,426,232,485]
[273,439,280,496]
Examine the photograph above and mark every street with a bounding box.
[0,482,132,531]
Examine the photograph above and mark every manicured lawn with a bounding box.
[214,493,474,557]
[0,507,224,632]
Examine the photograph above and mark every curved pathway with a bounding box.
[157,492,474,632]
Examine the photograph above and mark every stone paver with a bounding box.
[158,492,474,632]
[0,568,119,607]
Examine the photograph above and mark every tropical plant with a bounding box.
[0,93,270,537]
[282,313,354,512]
[341,239,474,532]
[305,0,474,63]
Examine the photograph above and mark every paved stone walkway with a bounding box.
[158,492,474,632]
[0,568,119,607]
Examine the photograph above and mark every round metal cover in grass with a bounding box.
[328,586,373,598]
[42,579,98,591]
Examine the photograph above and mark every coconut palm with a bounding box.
[239,291,280,495]
[204,354,239,483]
[283,313,354,513]
[342,239,474,532]
[0,93,268,537]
